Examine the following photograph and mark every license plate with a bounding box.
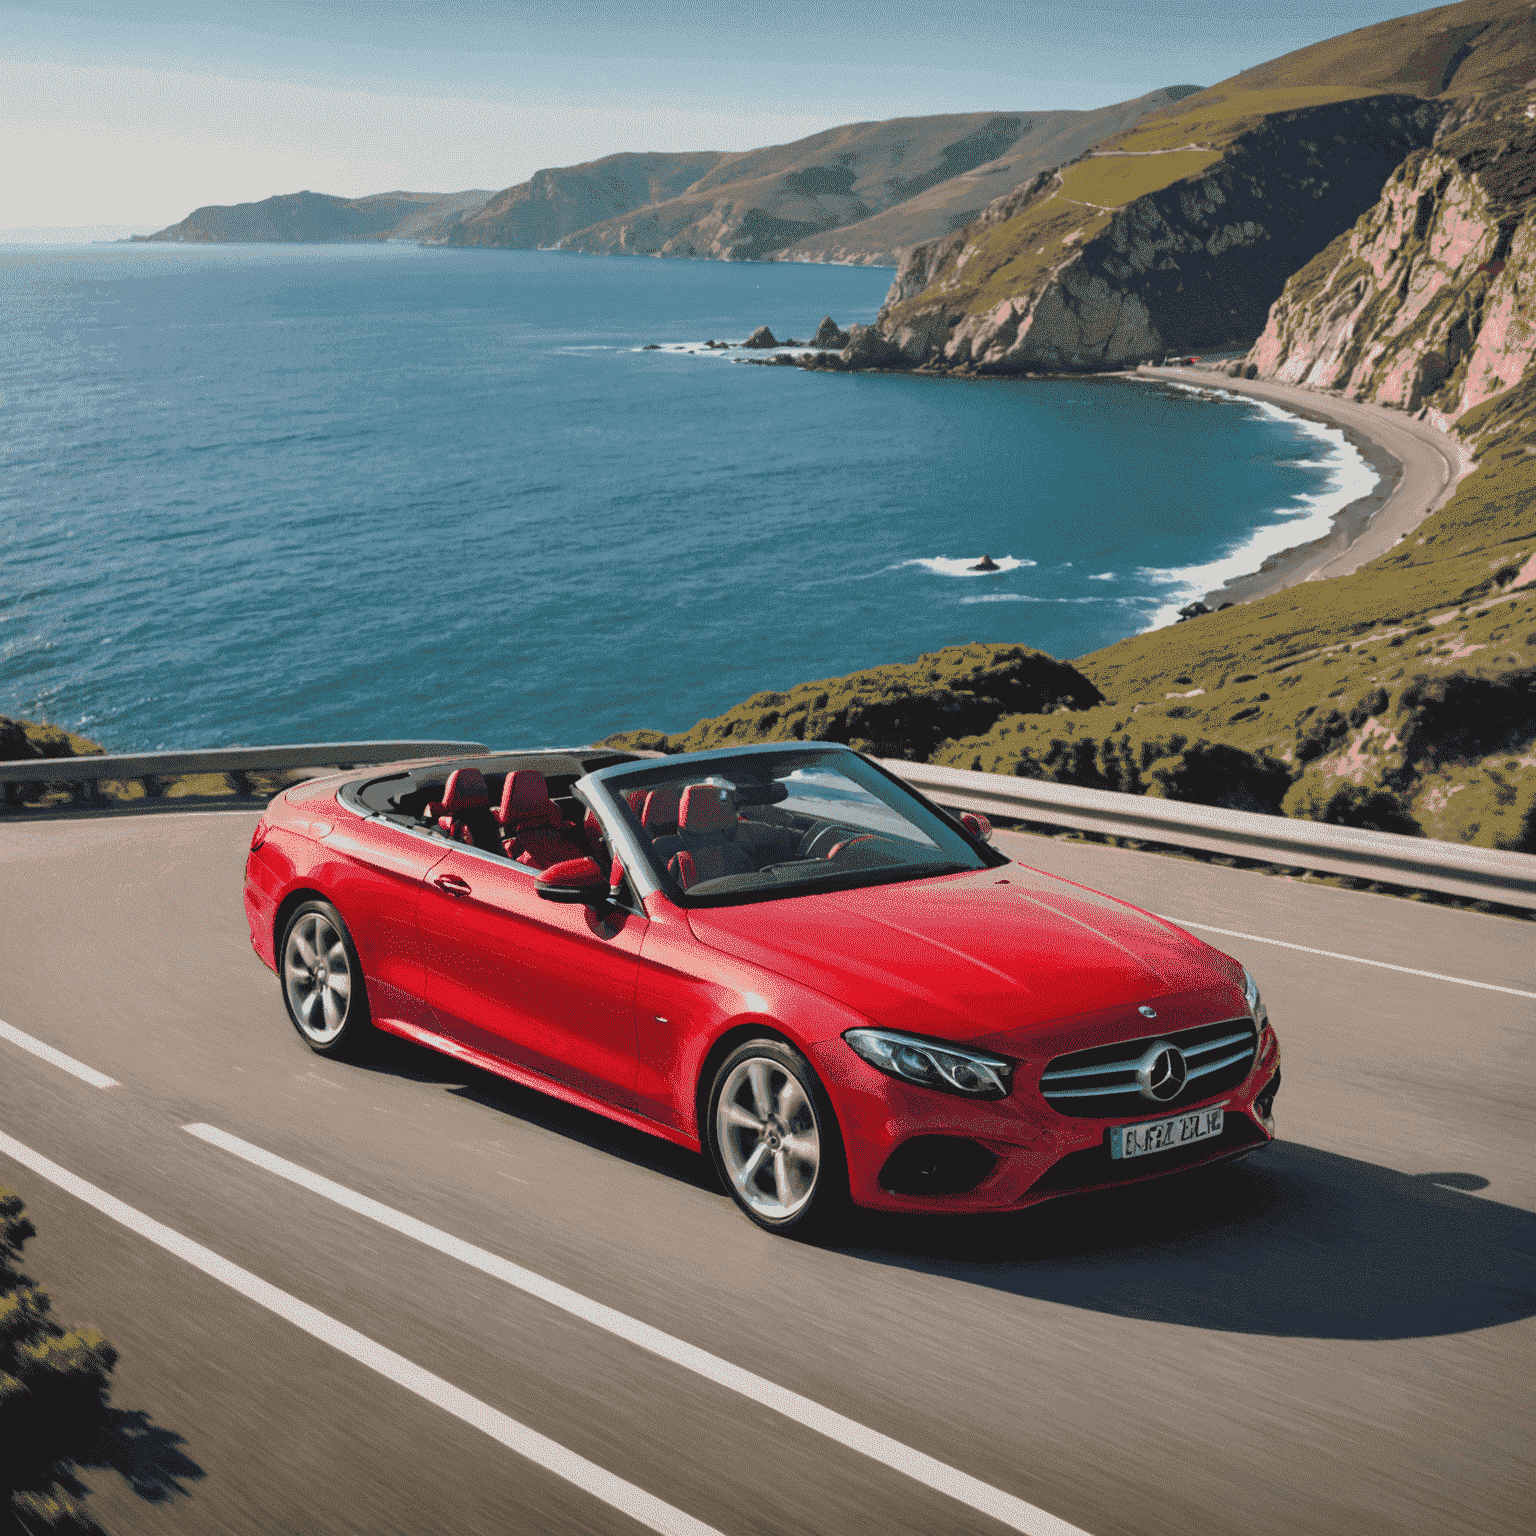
[1110,1106,1224,1160]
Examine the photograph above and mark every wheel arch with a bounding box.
[273,886,331,958]
[692,1019,797,1149]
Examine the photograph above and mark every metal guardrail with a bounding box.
[0,741,486,805]
[883,758,1536,910]
[3,737,1530,909]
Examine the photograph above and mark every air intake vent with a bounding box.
[1038,1016,1257,1118]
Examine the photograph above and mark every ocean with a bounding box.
[0,242,1373,752]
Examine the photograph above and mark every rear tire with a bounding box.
[279,900,372,1059]
[707,1039,848,1238]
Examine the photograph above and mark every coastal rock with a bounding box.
[1246,97,1535,426]
[743,325,780,348]
[870,94,1444,374]
[811,316,851,347]
[838,323,911,369]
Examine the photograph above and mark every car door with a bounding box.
[314,816,453,1035]
[417,847,645,1106]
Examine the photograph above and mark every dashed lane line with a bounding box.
[185,1122,1091,1536]
[0,1129,724,1536]
[1163,919,1536,1000]
[0,1019,118,1087]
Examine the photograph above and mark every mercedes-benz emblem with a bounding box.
[1134,1041,1188,1102]
[1138,1005,1158,1019]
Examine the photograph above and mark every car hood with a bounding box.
[685,862,1236,1041]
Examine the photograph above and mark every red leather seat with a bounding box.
[496,771,584,869]
[664,784,755,891]
[427,768,501,850]
[640,786,683,840]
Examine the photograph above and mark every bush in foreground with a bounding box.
[600,643,1103,761]
[1,1189,117,1533]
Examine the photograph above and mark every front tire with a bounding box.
[707,1039,847,1237]
[279,900,372,1058]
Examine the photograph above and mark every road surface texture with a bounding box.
[1,808,1531,1536]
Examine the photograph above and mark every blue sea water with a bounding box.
[0,243,1371,752]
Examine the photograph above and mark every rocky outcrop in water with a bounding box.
[1247,95,1535,424]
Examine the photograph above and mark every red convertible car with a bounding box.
[244,742,1280,1235]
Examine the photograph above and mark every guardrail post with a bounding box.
[2,781,16,807]
[228,771,256,797]
[140,774,166,799]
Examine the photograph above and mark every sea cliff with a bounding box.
[1247,94,1535,424]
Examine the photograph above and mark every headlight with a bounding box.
[843,1028,1013,1097]
[1242,968,1269,1030]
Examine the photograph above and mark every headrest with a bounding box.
[678,784,734,835]
[499,770,553,827]
[442,768,488,812]
[626,790,647,813]
[584,809,603,844]
[641,786,683,831]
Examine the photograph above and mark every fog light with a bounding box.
[1254,1069,1280,1136]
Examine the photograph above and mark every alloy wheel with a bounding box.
[715,1057,821,1219]
[283,910,353,1045]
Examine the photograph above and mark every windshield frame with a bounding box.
[576,742,1006,908]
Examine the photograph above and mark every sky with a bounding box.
[3,0,1451,233]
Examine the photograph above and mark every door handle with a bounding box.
[433,873,472,896]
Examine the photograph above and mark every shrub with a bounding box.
[1143,741,1294,814]
[1284,775,1422,834]
[599,643,1103,762]
[1,1188,117,1532]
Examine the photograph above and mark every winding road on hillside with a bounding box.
[1,808,1531,1535]
[1139,366,1467,600]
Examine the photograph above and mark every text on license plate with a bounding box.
[1110,1107,1224,1160]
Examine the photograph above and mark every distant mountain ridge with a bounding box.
[439,92,1201,264]
[139,188,493,244]
[140,89,1199,265]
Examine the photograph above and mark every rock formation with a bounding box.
[1247,93,1534,425]
[742,326,780,348]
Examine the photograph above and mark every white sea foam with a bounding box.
[960,594,1106,605]
[1089,571,1116,580]
[1137,393,1379,631]
[899,555,1036,577]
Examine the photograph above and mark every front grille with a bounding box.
[1028,1114,1265,1196]
[1037,1016,1258,1118]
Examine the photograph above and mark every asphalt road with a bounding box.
[1,809,1531,1536]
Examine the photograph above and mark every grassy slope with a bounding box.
[933,371,1536,848]
[884,0,1532,335]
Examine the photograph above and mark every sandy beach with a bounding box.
[1133,365,1467,607]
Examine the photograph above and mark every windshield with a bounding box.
[594,748,995,905]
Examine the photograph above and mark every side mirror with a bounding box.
[536,857,610,904]
[960,811,993,844]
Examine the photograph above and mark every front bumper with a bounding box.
[808,1023,1281,1214]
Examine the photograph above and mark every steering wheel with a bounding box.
[825,834,878,860]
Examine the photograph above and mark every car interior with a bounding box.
[341,750,985,897]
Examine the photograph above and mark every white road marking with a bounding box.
[0,1130,722,1536]
[0,1019,118,1088]
[1163,919,1536,1000]
[185,1122,1089,1536]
